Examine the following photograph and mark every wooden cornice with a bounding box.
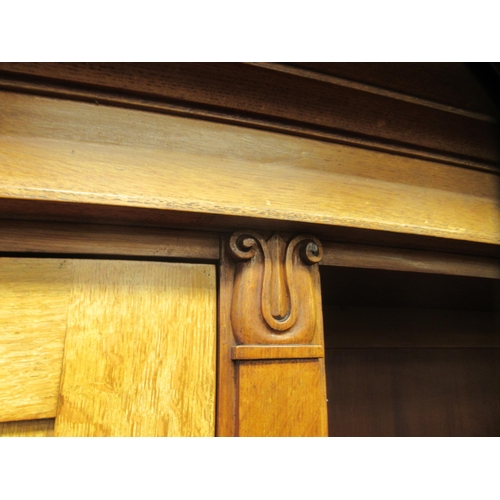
[0,62,499,172]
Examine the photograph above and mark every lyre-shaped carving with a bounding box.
[228,230,323,345]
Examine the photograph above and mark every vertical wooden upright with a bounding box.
[218,230,328,436]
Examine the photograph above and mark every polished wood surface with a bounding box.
[217,246,238,437]
[237,359,328,437]
[322,265,500,437]
[218,231,328,436]
[1,91,498,245]
[0,220,220,260]
[227,232,323,345]
[0,258,72,422]
[0,418,55,437]
[55,260,216,437]
[231,345,323,360]
[0,62,497,169]
[321,242,500,279]
[1,63,498,439]
[326,349,500,436]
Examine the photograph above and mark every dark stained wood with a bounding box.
[0,63,498,169]
[320,266,500,311]
[321,241,500,279]
[326,348,500,437]
[288,63,497,115]
[322,264,500,436]
[323,307,500,348]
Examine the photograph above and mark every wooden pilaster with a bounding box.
[217,230,328,437]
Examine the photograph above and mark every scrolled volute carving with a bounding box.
[228,230,323,345]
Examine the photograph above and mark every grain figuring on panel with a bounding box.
[237,360,328,437]
[54,260,216,437]
[0,258,73,422]
[0,418,55,437]
[1,91,499,245]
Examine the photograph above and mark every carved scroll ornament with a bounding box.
[228,230,323,345]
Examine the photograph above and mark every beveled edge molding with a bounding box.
[227,230,323,345]
[231,345,324,360]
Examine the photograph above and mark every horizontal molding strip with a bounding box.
[231,345,324,360]
[321,242,500,279]
[0,220,220,261]
[0,76,498,175]
[249,62,497,123]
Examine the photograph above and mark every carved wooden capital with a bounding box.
[227,230,323,345]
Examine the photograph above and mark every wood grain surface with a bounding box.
[1,91,499,245]
[0,62,498,168]
[0,220,219,260]
[217,233,328,436]
[321,242,500,279]
[54,260,216,437]
[0,258,73,422]
[237,359,328,437]
[0,418,55,437]
[216,247,237,437]
[326,348,500,436]
[231,345,324,360]
[322,264,500,436]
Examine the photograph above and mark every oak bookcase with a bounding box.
[0,63,498,436]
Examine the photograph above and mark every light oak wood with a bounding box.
[0,220,220,260]
[1,91,499,245]
[231,345,324,360]
[0,258,73,422]
[0,418,55,437]
[237,360,328,437]
[54,260,216,437]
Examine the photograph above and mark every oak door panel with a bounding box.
[54,260,216,437]
[0,257,217,436]
[0,258,73,422]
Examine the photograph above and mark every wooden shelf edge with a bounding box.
[321,241,500,279]
[231,345,324,360]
